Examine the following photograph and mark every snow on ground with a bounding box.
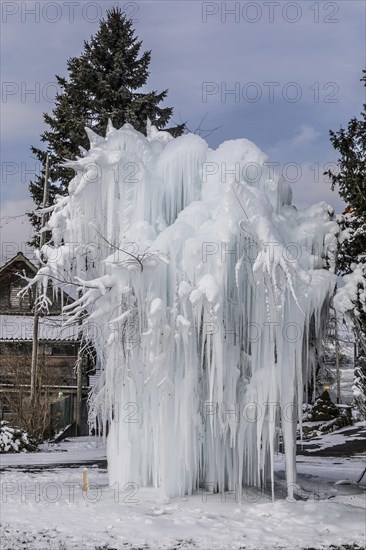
[298,421,366,452]
[0,436,106,468]
[1,437,365,550]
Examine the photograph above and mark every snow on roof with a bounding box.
[0,315,79,341]
[0,251,37,275]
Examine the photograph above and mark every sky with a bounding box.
[1,0,365,260]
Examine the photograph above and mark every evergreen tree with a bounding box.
[327,70,366,416]
[326,71,366,329]
[29,7,184,242]
[326,70,366,274]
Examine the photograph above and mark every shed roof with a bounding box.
[0,252,37,277]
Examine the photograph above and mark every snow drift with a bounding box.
[31,121,338,499]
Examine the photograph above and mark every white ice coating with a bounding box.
[35,121,339,499]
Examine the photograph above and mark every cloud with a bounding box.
[1,102,46,142]
[0,199,35,262]
[267,124,320,161]
[292,125,320,146]
[289,162,345,213]
[0,0,362,237]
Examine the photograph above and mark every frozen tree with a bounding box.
[25,121,339,499]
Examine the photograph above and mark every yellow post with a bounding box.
[82,468,88,492]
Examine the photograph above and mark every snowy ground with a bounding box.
[1,437,106,468]
[298,421,366,454]
[1,431,365,550]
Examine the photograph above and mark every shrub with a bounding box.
[309,390,339,421]
[0,420,38,453]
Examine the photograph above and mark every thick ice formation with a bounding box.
[32,121,338,499]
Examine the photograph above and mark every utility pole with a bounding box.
[76,290,83,436]
[30,154,50,409]
[334,308,341,404]
[354,339,358,370]
[76,355,83,435]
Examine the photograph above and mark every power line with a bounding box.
[0,214,28,229]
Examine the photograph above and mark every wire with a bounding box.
[0,214,28,228]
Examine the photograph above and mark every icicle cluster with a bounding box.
[34,121,338,499]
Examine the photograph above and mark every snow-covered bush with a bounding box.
[319,414,353,433]
[308,391,339,421]
[301,394,353,439]
[0,421,38,453]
